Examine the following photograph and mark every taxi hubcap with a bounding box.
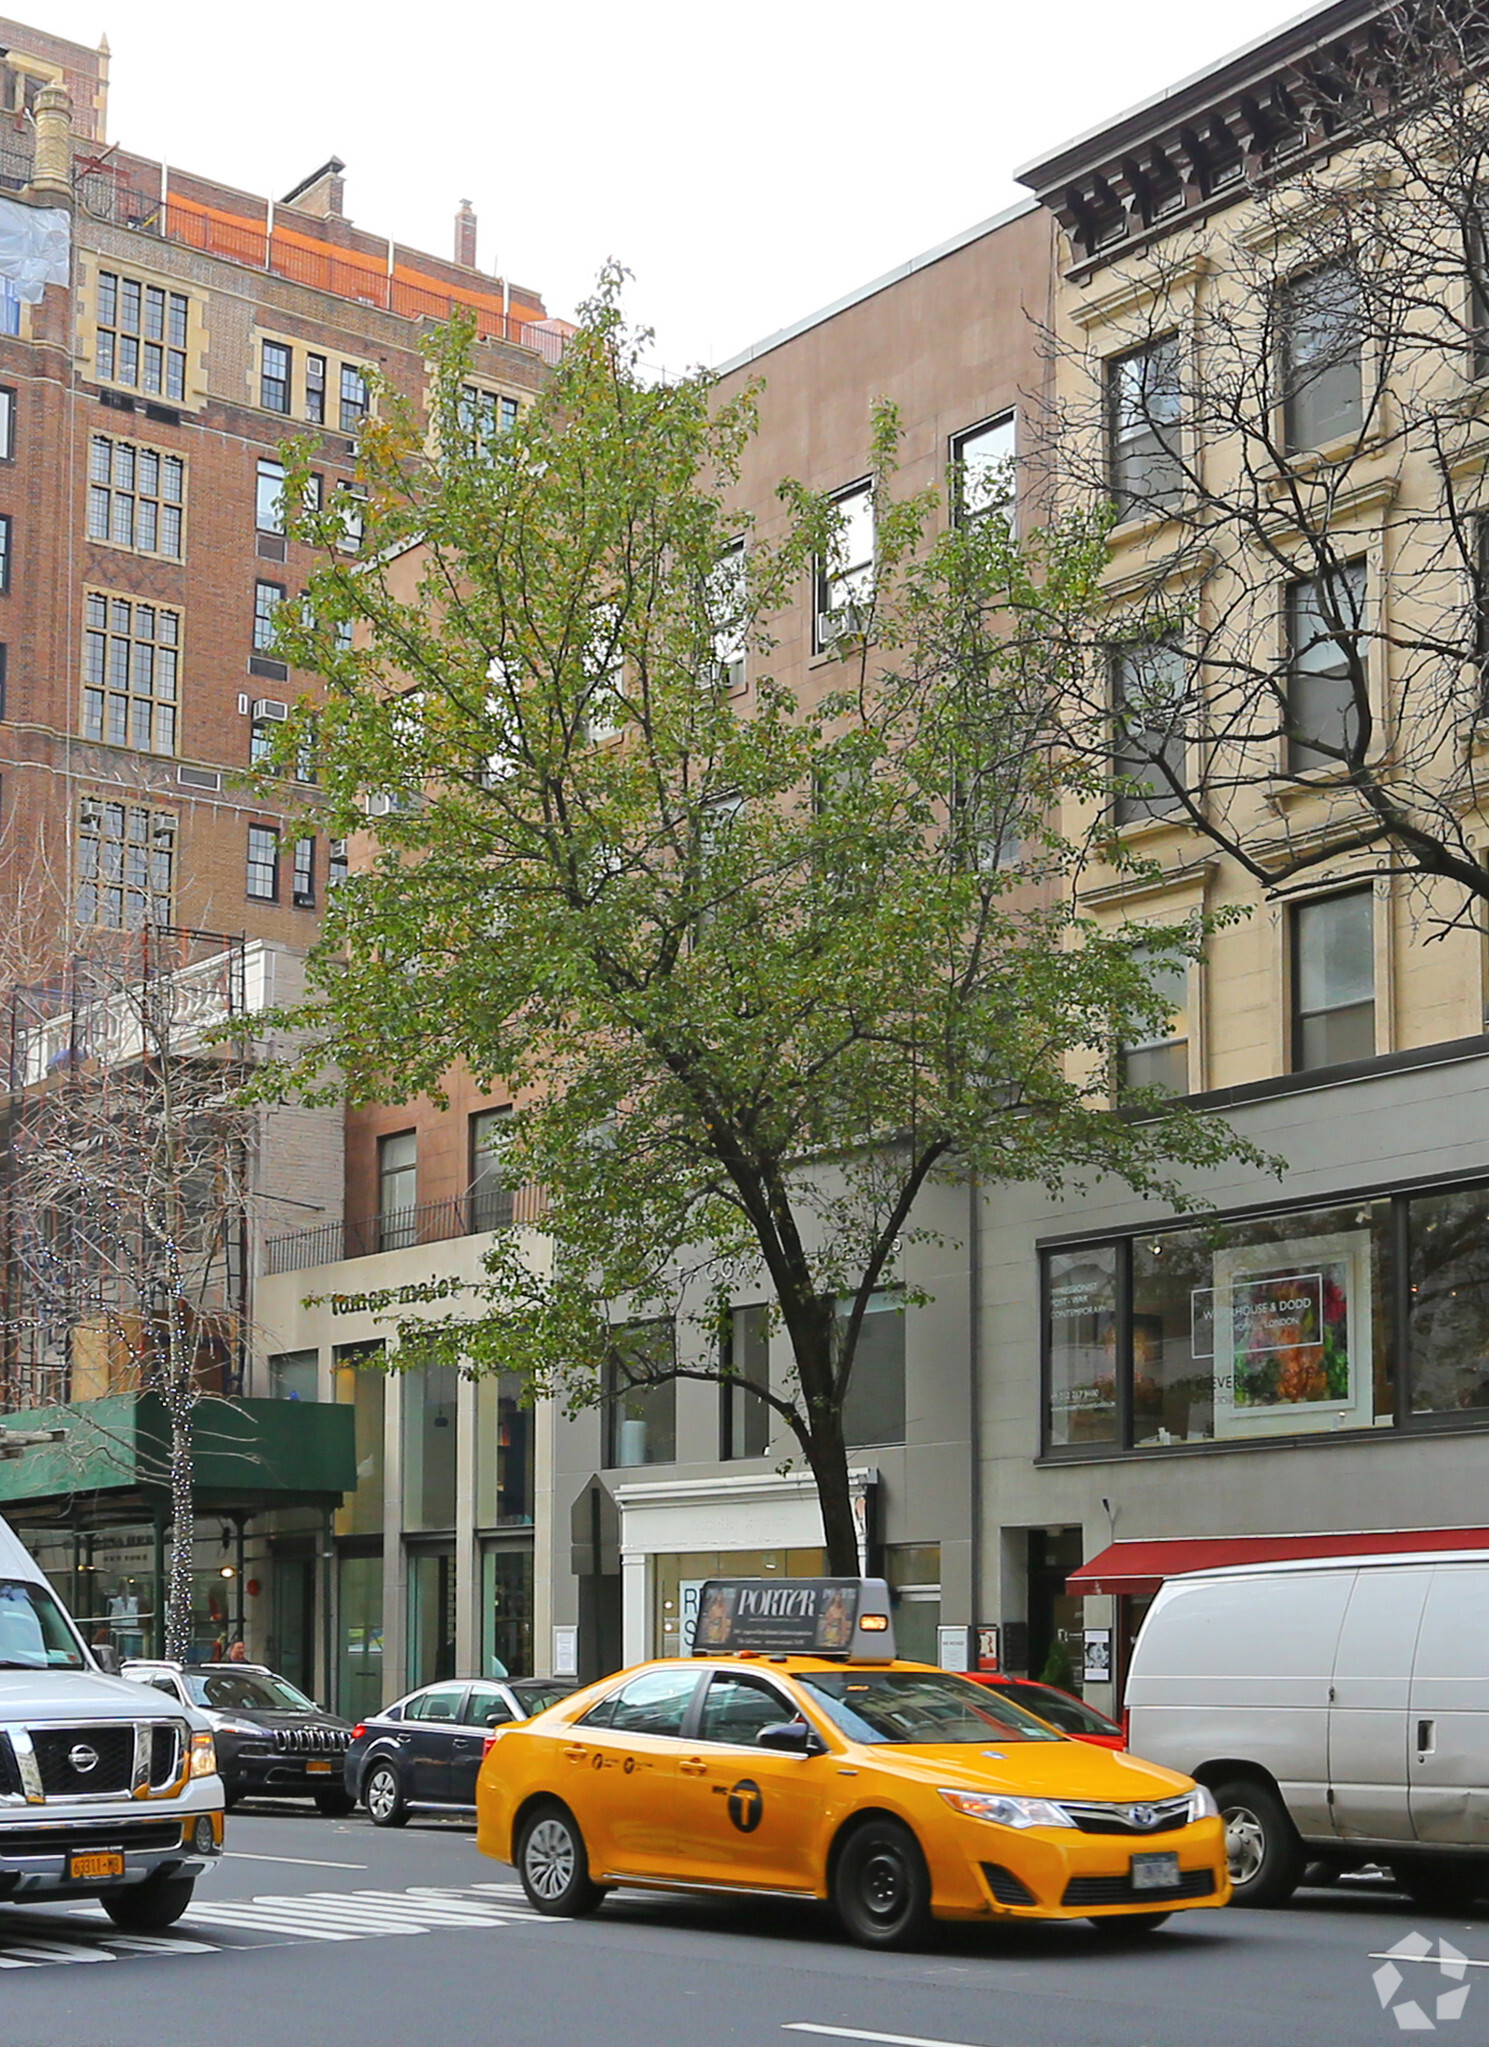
[863,1848,907,1919]
[526,1818,576,1900]
[367,1770,397,1820]
[1225,1805,1266,1885]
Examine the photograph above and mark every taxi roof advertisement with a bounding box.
[692,1577,878,1656]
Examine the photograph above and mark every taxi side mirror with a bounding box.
[757,1718,827,1757]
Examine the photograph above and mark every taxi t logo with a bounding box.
[727,1778,764,1833]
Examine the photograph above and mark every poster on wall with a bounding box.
[1196,1229,1375,1438]
[1083,1629,1112,1685]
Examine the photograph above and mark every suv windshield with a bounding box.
[798,1670,1064,1745]
[0,1579,85,1670]
[186,1671,317,1713]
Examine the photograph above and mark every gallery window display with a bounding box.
[1043,1180,1489,1453]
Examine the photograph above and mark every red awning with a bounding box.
[1067,1527,1489,1597]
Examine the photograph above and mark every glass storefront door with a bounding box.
[337,1551,384,1719]
[406,1545,456,1689]
[481,1542,534,1678]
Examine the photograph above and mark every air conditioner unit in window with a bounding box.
[701,658,745,692]
[817,603,866,649]
[365,791,396,817]
[251,698,289,722]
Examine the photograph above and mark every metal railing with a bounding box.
[263,1182,541,1276]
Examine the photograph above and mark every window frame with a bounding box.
[245,822,280,902]
[76,796,175,930]
[951,410,1016,528]
[0,513,13,594]
[339,363,370,434]
[814,479,874,651]
[305,352,327,425]
[81,589,181,755]
[1285,559,1369,775]
[95,272,190,402]
[1110,636,1189,825]
[253,579,285,654]
[1106,334,1183,523]
[1279,260,1365,453]
[255,459,287,535]
[87,434,185,560]
[602,1320,677,1469]
[261,340,292,417]
[0,384,16,462]
[1290,885,1377,1073]
[720,1302,771,1461]
[291,834,315,908]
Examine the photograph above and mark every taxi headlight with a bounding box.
[1187,1785,1220,1822]
[938,1789,1076,1829]
[189,1732,218,1780]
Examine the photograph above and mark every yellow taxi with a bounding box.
[476,1577,1229,1947]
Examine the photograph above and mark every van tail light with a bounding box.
[350,1724,367,1741]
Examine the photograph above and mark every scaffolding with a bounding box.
[0,926,251,1414]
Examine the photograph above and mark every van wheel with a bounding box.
[833,1819,933,1950]
[1394,1857,1489,1914]
[1213,1777,1304,1908]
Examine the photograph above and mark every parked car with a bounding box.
[962,1673,1126,1748]
[122,1660,355,1815]
[1125,1550,1489,1911]
[347,1677,576,1826]
[0,1518,223,1931]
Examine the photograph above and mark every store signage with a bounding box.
[691,1577,895,1660]
[326,1276,465,1317]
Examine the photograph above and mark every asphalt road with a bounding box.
[0,1802,1482,2047]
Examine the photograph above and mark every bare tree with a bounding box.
[1038,0,1489,935]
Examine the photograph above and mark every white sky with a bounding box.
[33,0,1311,369]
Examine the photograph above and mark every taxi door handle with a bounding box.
[679,1756,709,1777]
[563,1744,588,1764]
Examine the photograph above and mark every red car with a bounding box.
[962,1674,1126,1749]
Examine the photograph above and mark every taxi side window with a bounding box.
[465,1685,515,1729]
[579,1669,701,1737]
[698,1673,795,1746]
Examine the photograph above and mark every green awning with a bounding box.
[0,1394,357,1527]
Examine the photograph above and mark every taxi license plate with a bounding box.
[1131,1852,1181,1891]
[306,1760,333,1774]
[68,1851,124,1881]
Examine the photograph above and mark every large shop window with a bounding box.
[839,1290,906,1447]
[475,1372,533,1526]
[604,1320,676,1468]
[1045,1181,1489,1453]
[403,1365,459,1531]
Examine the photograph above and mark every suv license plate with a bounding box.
[1131,1852,1181,1891]
[306,1760,332,1774]
[68,1851,125,1881]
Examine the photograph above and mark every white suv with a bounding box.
[0,1518,223,1930]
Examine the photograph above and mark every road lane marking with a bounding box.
[1370,1952,1489,1967]
[785,2029,993,2047]
[225,1851,369,1869]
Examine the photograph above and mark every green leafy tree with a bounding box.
[264,274,1260,1573]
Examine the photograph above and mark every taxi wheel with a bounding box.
[833,1818,932,1950]
[363,1762,409,1828]
[102,1874,196,1932]
[1213,1776,1303,1908]
[517,1802,606,1918]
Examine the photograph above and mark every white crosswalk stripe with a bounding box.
[0,1883,550,1969]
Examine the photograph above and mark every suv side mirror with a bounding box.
[757,1718,826,1756]
[92,1644,121,1675]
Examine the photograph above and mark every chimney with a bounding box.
[280,157,346,220]
[455,198,477,269]
[28,80,74,202]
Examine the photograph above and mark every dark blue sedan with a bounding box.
[345,1678,574,1825]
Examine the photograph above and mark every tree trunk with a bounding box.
[803,1410,860,1575]
[164,1405,194,1661]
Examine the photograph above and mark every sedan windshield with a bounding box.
[797,1670,1064,1745]
[186,1671,318,1713]
[0,1579,85,1670]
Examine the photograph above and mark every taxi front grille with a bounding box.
[270,1726,348,1755]
[1062,1868,1217,1907]
[1057,1796,1193,1836]
[981,1862,1037,1906]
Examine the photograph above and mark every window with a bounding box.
[95,274,189,401]
[1292,888,1375,1070]
[339,363,370,433]
[328,837,349,887]
[460,385,519,440]
[1409,1183,1489,1415]
[0,385,15,461]
[255,460,286,534]
[952,412,1016,525]
[405,1683,465,1725]
[815,481,874,648]
[1112,638,1187,822]
[87,436,184,559]
[464,1684,515,1730]
[706,541,746,690]
[246,823,279,901]
[0,281,19,339]
[0,514,12,593]
[292,835,315,907]
[336,483,365,554]
[1282,263,1363,450]
[1287,562,1366,772]
[261,340,291,416]
[269,1349,318,1402]
[254,580,284,652]
[469,1106,513,1231]
[721,1303,770,1459]
[76,798,174,929]
[82,593,180,753]
[697,1672,794,1745]
[604,1321,676,1467]
[1107,336,1182,519]
[305,353,326,425]
[838,1290,906,1447]
[0,643,8,720]
[379,1130,417,1249]
[1118,945,1190,1096]
[580,1667,700,1736]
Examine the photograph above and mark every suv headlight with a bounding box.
[189,1732,218,1779]
[1187,1785,1219,1822]
[938,1789,1077,1829]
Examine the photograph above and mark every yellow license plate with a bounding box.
[68,1851,125,1881]
[306,1760,333,1774]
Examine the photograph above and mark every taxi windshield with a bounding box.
[798,1670,1065,1745]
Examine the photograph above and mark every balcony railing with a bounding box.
[263,1182,542,1276]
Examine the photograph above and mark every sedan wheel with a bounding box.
[363,1761,409,1828]
[517,1804,605,1917]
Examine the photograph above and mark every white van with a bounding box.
[1126,1550,1489,1912]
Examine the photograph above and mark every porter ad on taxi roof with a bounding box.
[690,1577,896,1659]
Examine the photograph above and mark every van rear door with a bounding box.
[1408,1563,1489,1847]
[1327,1567,1429,1844]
